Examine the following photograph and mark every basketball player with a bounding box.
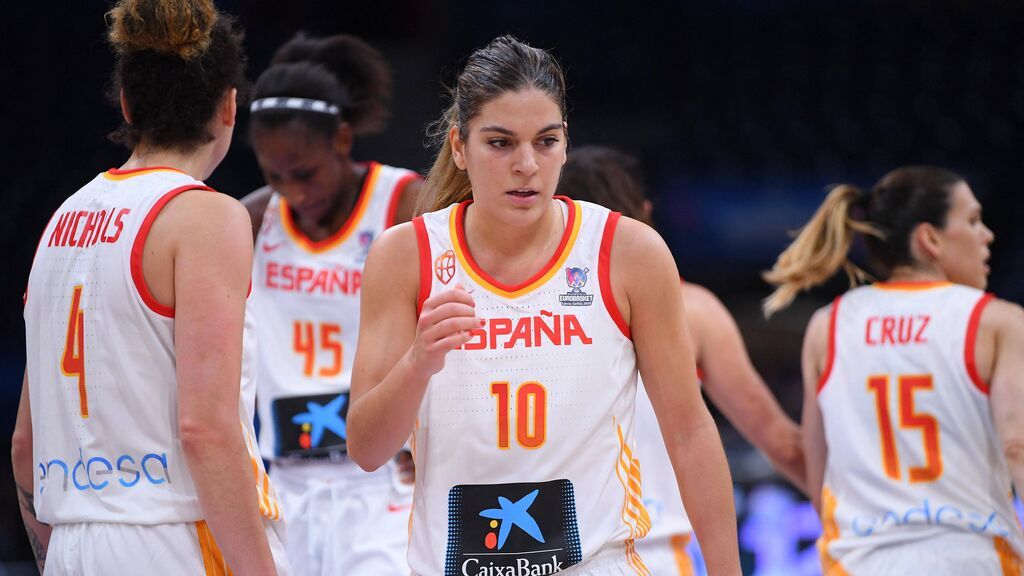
[242,33,422,575]
[559,145,807,574]
[347,36,741,575]
[11,1,288,574]
[763,166,1024,574]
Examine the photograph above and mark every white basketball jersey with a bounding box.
[408,198,651,576]
[252,162,417,463]
[24,166,280,525]
[817,282,1024,567]
[635,375,694,540]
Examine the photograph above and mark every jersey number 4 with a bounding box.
[867,374,942,482]
[61,285,88,418]
[491,381,547,449]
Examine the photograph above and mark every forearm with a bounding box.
[669,419,741,575]
[13,447,50,574]
[182,427,275,575]
[349,351,431,471]
[746,414,807,494]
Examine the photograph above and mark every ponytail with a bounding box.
[417,106,473,215]
[762,184,882,317]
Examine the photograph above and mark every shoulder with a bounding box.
[980,296,1024,333]
[804,301,835,350]
[362,221,420,296]
[150,190,252,256]
[239,185,275,237]
[610,216,674,268]
[680,281,732,331]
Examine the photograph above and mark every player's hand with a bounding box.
[408,284,479,379]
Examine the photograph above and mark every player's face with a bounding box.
[452,88,566,225]
[933,182,994,290]
[251,122,344,224]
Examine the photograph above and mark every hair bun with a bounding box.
[107,0,218,60]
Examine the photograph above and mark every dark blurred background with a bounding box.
[2,1,1022,574]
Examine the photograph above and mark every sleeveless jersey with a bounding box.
[252,162,418,462]
[635,377,693,539]
[408,198,651,576]
[817,281,1024,567]
[24,167,280,525]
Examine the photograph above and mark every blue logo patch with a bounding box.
[559,267,594,306]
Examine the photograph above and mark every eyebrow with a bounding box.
[479,123,563,136]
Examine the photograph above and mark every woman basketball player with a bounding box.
[12,1,288,574]
[559,145,807,575]
[347,36,741,575]
[764,166,1024,575]
[242,33,421,575]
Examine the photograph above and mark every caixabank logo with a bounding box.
[445,479,582,575]
[271,392,349,460]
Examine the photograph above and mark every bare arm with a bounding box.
[685,283,807,494]
[239,186,274,244]
[801,306,831,514]
[985,299,1024,496]
[12,371,49,574]
[161,191,276,575]
[348,223,480,471]
[616,218,740,575]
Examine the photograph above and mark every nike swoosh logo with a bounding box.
[387,503,412,513]
[261,241,283,253]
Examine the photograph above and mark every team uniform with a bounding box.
[251,161,419,575]
[409,197,651,576]
[24,166,288,575]
[634,378,701,575]
[816,281,1024,575]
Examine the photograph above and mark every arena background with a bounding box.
[2,1,1023,574]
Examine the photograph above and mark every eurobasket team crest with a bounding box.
[559,267,594,306]
[435,249,456,285]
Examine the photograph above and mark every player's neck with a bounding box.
[885,264,947,284]
[462,198,565,283]
[121,143,216,181]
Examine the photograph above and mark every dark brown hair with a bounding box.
[106,0,248,151]
[763,165,962,316]
[250,34,392,140]
[419,35,567,214]
[557,146,653,226]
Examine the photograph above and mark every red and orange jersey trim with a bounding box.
[130,185,214,318]
[195,520,234,576]
[615,422,652,575]
[599,211,631,340]
[385,172,421,228]
[103,166,188,180]
[241,422,282,521]
[817,296,842,394]
[279,162,381,254]
[817,487,850,576]
[965,292,995,394]
[873,280,953,291]
[413,216,432,316]
[448,196,582,299]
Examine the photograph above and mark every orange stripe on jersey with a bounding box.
[103,166,188,180]
[195,520,234,576]
[817,487,849,576]
[965,293,994,394]
[129,185,214,318]
[817,296,842,393]
[670,534,695,576]
[599,211,631,339]
[449,196,581,299]
[994,536,1024,575]
[615,423,652,541]
[873,280,953,291]
[280,162,380,253]
[625,538,651,575]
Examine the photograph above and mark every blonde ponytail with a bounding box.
[762,184,883,317]
[417,106,473,215]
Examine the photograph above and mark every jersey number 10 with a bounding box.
[867,374,942,482]
[491,381,547,449]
